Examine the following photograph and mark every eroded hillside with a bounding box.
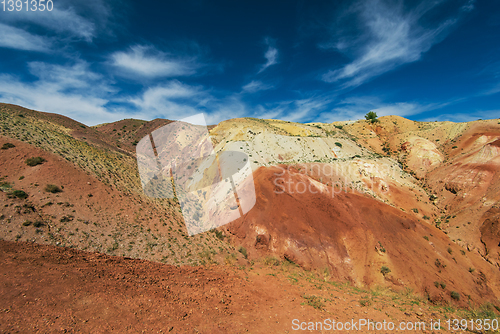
[1,103,500,309]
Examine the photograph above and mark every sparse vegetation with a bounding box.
[435,259,446,269]
[1,142,15,149]
[25,156,46,166]
[380,266,391,276]
[45,184,62,193]
[0,181,12,191]
[302,295,324,310]
[263,256,281,266]
[359,298,372,307]
[8,189,28,199]
[238,246,248,259]
[211,229,225,240]
[451,291,460,300]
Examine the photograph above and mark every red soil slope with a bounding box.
[3,240,495,333]
[224,166,500,305]
[425,124,500,259]
[0,136,228,264]
[479,205,500,267]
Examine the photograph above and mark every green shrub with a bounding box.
[25,157,46,166]
[381,266,391,276]
[1,143,15,149]
[302,295,324,310]
[335,142,343,148]
[263,256,281,266]
[211,229,225,240]
[359,298,372,307]
[451,291,460,300]
[412,208,419,213]
[469,267,475,273]
[423,236,429,241]
[60,215,73,222]
[45,184,62,193]
[0,182,12,191]
[9,190,28,199]
[238,246,248,259]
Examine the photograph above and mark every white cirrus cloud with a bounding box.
[0,23,51,52]
[258,38,278,73]
[241,80,274,93]
[1,8,95,42]
[110,45,198,79]
[128,80,207,119]
[0,61,137,125]
[321,0,469,88]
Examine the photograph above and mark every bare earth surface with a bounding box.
[3,240,493,334]
[1,105,500,332]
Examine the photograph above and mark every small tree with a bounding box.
[365,111,379,123]
[380,266,391,276]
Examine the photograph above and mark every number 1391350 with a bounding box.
[2,0,53,11]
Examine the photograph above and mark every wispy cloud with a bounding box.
[128,81,251,123]
[1,8,96,42]
[110,45,198,79]
[0,0,114,43]
[128,80,204,118]
[0,61,134,125]
[241,80,274,93]
[0,23,51,52]
[319,95,445,122]
[258,37,278,73]
[27,61,113,94]
[422,109,499,123]
[257,96,334,122]
[461,0,475,13]
[321,0,466,88]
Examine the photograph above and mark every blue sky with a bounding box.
[0,0,498,125]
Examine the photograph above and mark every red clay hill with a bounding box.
[223,166,500,305]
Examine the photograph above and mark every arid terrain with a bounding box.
[1,103,500,332]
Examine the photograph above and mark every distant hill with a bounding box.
[1,102,500,306]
